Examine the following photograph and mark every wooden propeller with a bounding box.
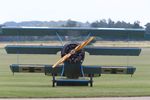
[52,37,95,68]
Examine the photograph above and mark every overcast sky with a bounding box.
[0,0,149,26]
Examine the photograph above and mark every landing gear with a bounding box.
[52,74,56,87]
[52,74,93,87]
[90,74,93,87]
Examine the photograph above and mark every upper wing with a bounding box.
[0,27,145,39]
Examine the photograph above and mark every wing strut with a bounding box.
[84,33,91,40]
[56,32,64,46]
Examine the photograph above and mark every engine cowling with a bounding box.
[61,43,85,64]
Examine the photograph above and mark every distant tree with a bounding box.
[0,24,5,27]
[90,21,99,27]
[90,19,107,28]
[114,21,131,28]
[91,19,143,29]
[64,19,77,27]
[108,19,115,28]
[132,21,143,28]
[99,19,108,27]
[145,23,150,34]
[90,21,98,27]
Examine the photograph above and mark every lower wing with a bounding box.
[10,64,136,77]
[83,65,136,77]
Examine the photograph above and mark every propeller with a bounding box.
[52,37,95,68]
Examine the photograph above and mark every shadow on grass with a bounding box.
[1,84,51,88]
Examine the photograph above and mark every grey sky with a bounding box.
[0,0,149,26]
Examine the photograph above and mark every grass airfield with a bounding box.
[0,46,150,97]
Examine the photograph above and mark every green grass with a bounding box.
[0,48,150,97]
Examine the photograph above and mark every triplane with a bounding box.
[0,27,145,87]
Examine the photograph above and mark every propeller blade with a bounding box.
[75,37,95,51]
[52,53,72,68]
[52,57,63,68]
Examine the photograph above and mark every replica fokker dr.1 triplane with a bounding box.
[0,27,145,87]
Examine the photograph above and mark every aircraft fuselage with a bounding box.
[61,43,85,79]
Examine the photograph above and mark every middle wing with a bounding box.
[5,45,141,56]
